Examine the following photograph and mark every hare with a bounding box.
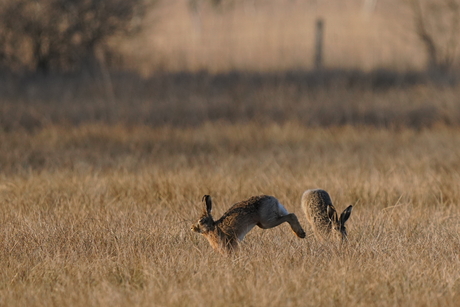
[191,194,306,254]
[301,189,353,242]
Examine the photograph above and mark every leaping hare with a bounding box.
[301,189,352,242]
[191,194,306,254]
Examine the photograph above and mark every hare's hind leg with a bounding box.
[257,212,306,238]
[283,213,307,238]
[257,203,306,238]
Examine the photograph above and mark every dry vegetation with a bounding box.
[1,123,460,306]
[2,70,460,131]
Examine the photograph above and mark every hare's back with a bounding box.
[218,195,267,219]
[220,195,284,220]
[301,189,332,214]
[229,194,280,212]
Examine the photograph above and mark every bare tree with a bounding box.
[409,0,460,73]
[0,0,150,73]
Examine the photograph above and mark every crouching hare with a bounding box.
[301,189,353,242]
[191,194,306,254]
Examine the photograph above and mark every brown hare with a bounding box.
[301,189,353,242]
[191,194,306,254]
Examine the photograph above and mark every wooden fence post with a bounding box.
[314,18,324,70]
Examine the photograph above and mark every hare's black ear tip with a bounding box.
[203,195,213,214]
[344,205,353,216]
[202,195,210,202]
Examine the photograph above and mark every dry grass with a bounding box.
[2,71,460,131]
[1,123,460,306]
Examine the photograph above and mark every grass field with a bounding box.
[1,123,460,306]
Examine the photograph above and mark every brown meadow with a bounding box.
[0,123,460,306]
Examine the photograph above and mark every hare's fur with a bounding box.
[301,189,352,241]
[191,195,306,253]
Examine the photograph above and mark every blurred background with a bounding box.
[128,0,422,73]
[1,0,460,130]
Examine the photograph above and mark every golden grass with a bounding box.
[1,123,460,306]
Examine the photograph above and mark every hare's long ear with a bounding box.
[327,204,337,222]
[202,195,213,215]
[340,205,353,225]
